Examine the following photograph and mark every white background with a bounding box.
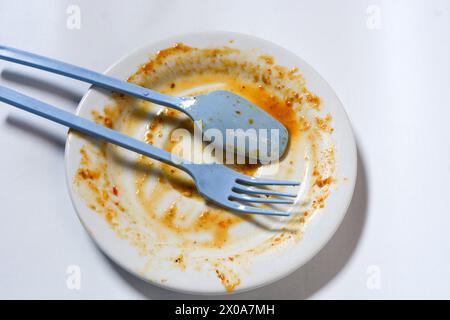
[0,0,449,299]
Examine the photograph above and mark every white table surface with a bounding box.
[0,0,449,299]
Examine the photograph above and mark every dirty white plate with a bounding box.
[65,31,357,294]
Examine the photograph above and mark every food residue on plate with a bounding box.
[72,43,336,292]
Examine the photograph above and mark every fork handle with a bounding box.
[0,85,192,171]
[0,45,190,112]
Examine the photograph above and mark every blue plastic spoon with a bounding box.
[0,45,289,160]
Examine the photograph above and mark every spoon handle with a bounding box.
[0,85,190,170]
[0,45,190,111]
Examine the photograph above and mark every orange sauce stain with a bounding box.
[131,72,302,250]
[215,268,241,292]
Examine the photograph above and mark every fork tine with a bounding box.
[228,202,291,216]
[236,176,300,186]
[233,185,297,198]
[230,193,294,204]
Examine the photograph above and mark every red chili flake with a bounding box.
[112,186,118,196]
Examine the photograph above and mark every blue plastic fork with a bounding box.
[0,85,299,216]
